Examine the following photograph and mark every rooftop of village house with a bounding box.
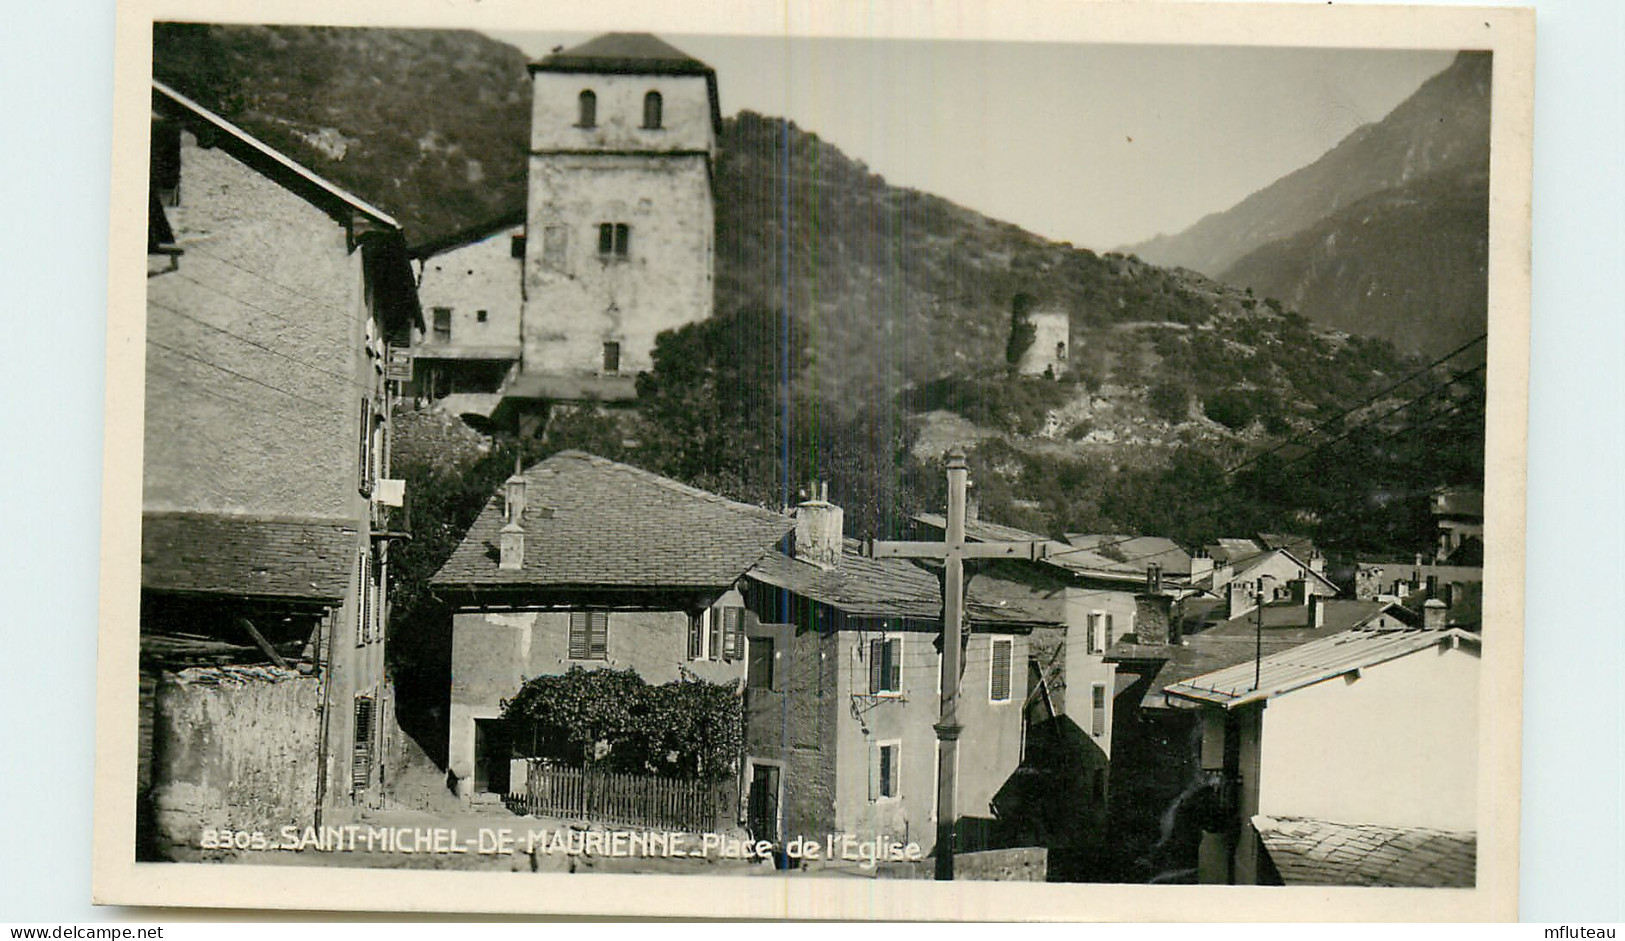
[429,451,794,592]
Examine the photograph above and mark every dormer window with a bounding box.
[642,91,663,129]
[577,89,597,128]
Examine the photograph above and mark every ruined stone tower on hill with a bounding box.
[515,33,721,400]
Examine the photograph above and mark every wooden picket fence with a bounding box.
[509,763,723,832]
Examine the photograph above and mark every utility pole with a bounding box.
[865,448,1049,880]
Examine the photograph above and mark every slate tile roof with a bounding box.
[430,451,795,592]
[1164,628,1480,709]
[532,33,714,75]
[746,538,1040,625]
[1253,815,1476,888]
[1062,533,1194,576]
[141,512,359,603]
[1108,600,1415,709]
[913,513,1151,585]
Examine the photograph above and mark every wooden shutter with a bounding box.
[588,611,609,660]
[351,696,375,790]
[354,552,366,647]
[615,223,630,257]
[722,608,743,660]
[886,639,901,692]
[687,612,704,660]
[568,611,590,659]
[1091,683,1107,736]
[598,223,614,256]
[1104,612,1116,648]
[869,639,884,694]
[868,743,880,800]
[357,397,372,495]
[991,639,1012,701]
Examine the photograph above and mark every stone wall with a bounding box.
[148,665,322,855]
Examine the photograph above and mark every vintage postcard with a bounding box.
[95,0,1534,920]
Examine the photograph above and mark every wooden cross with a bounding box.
[865,448,1050,880]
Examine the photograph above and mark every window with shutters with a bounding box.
[567,610,609,660]
[602,341,621,374]
[352,695,375,792]
[1091,682,1107,737]
[689,606,745,661]
[356,398,375,496]
[869,637,902,695]
[354,550,368,647]
[1088,611,1113,654]
[431,307,452,343]
[598,222,630,259]
[990,638,1013,702]
[870,740,900,801]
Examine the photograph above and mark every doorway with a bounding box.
[473,718,512,795]
[747,761,783,846]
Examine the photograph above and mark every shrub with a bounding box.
[1147,380,1191,424]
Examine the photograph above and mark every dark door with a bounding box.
[474,718,511,794]
[747,763,782,844]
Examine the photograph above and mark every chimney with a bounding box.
[1211,558,1233,589]
[499,518,525,570]
[1426,574,1439,600]
[1146,562,1163,594]
[1307,593,1325,630]
[1135,593,1174,646]
[1227,581,1253,620]
[1422,598,1448,631]
[1189,550,1214,584]
[1308,551,1326,575]
[504,462,527,523]
[1286,578,1309,606]
[794,483,844,569]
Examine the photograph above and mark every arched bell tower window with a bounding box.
[642,91,663,129]
[577,89,597,128]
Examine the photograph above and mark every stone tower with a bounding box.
[521,34,721,397]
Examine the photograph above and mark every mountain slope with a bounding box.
[153,23,532,246]
[1125,52,1490,277]
[1220,166,1489,356]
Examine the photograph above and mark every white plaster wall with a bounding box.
[1257,642,1480,830]
[415,227,524,355]
[1062,587,1138,756]
[1017,310,1072,376]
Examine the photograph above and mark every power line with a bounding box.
[146,336,344,413]
[1222,332,1487,478]
[149,298,372,392]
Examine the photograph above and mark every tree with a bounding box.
[1005,292,1038,366]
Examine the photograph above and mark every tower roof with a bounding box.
[530,32,714,76]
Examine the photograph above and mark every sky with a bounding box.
[489,30,1454,251]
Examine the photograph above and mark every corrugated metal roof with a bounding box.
[1254,815,1476,888]
[430,451,794,591]
[1164,628,1480,709]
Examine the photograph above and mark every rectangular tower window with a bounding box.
[602,341,621,374]
[598,223,631,259]
[431,307,451,343]
[510,234,526,259]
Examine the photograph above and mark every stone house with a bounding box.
[408,210,526,410]
[142,81,421,849]
[428,451,794,799]
[1164,628,1481,886]
[738,496,1033,864]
